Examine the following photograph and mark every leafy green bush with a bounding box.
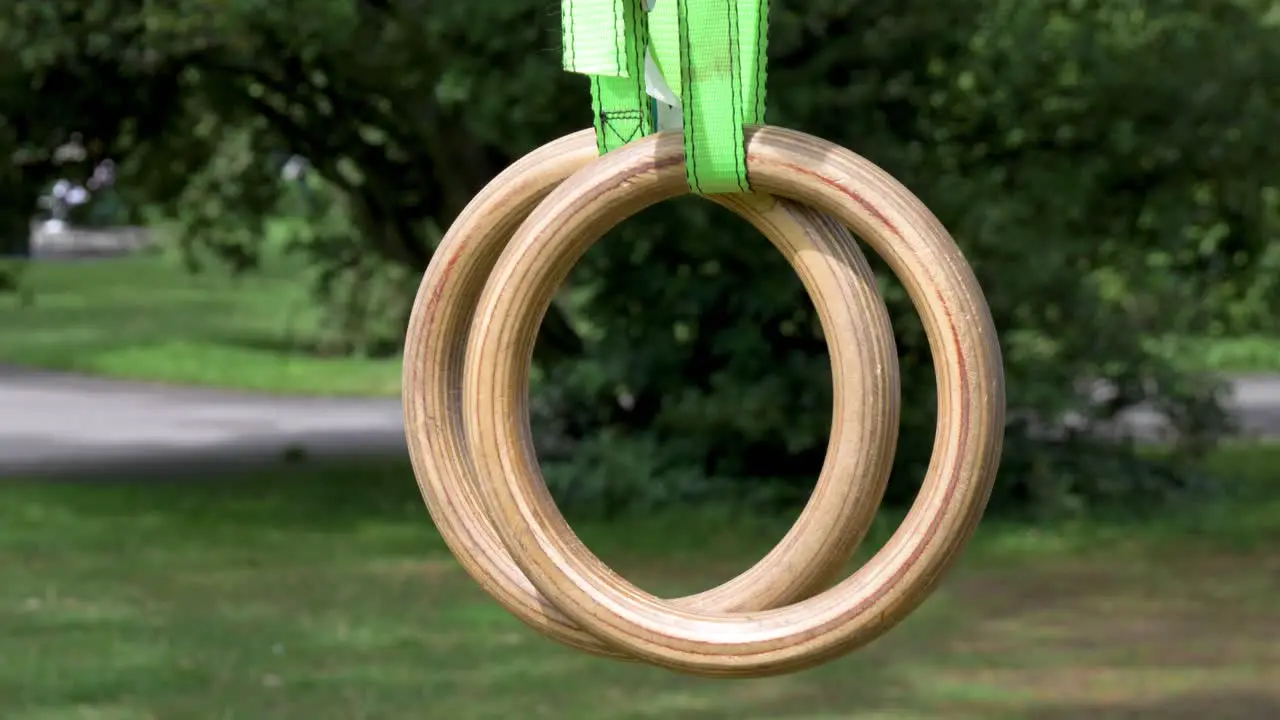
[539,0,1272,512]
[273,181,428,358]
[4,0,1276,515]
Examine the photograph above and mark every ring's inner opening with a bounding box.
[526,196,830,596]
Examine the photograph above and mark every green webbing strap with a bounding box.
[561,0,630,76]
[562,0,653,154]
[562,0,768,192]
[670,0,767,193]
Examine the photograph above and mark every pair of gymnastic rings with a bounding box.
[401,124,1005,678]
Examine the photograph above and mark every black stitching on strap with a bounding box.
[726,0,746,192]
[599,109,647,146]
[677,0,702,193]
[627,0,648,128]
[612,0,624,73]
[564,0,576,68]
[755,1,766,123]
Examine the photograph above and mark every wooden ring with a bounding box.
[404,128,901,661]
[462,125,1004,677]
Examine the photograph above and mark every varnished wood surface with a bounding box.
[459,126,1004,677]
[403,128,903,663]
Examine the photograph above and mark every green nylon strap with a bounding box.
[561,0,629,76]
[670,0,767,193]
[562,0,768,192]
[563,0,653,154]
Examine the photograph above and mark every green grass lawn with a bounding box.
[1,445,1278,718]
[2,251,1280,397]
[1156,334,1280,376]
[0,253,402,396]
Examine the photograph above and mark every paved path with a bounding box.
[0,366,405,479]
[1104,374,1280,442]
[1234,375,1280,434]
[1,365,1277,479]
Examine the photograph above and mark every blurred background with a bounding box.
[1,0,1278,717]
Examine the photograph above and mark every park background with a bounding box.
[1,0,1279,717]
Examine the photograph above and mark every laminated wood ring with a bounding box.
[403,128,901,660]
[462,125,1005,677]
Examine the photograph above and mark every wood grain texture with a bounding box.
[403,128,901,663]
[461,126,1005,677]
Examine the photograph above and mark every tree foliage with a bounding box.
[2,0,1277,513]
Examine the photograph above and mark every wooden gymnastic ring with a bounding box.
[462,125,1004,678]
[403,128,901,660]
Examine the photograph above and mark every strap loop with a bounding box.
[562,0,769,192]
[564,0,654,154]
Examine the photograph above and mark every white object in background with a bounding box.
[65,186,89,206]
[88,160,116,190]
[281,155,310,182]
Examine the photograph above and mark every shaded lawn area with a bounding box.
[1,445,1278,718]
[2,253,1280,398]
[1155,334,1280,377]
[0,253,402,396]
